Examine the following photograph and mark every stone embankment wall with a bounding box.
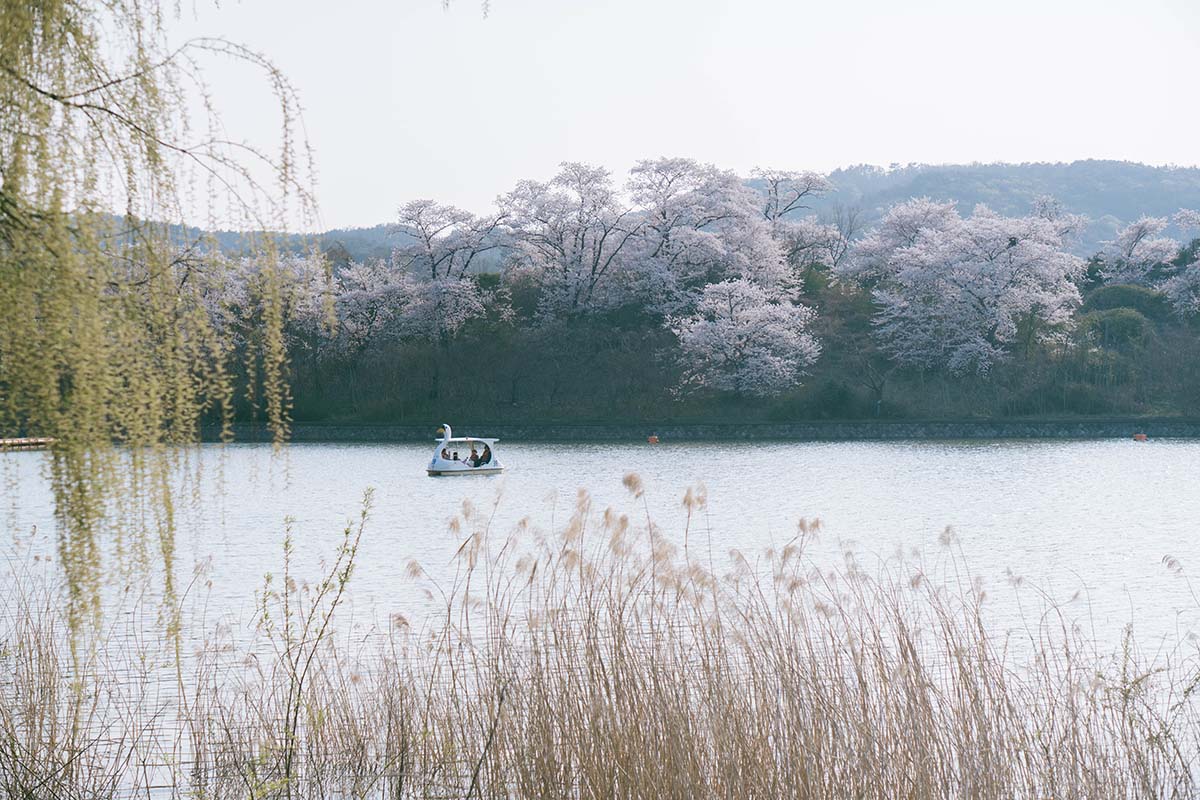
[205,419,1200,443]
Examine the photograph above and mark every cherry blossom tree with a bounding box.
[749,167,848,276]
[1098,216,1180,284]
[366,200,508,347]
[1175,209,1200,232]
[395,276,490,341]
[752,168,834,224]
[836,198,960,285]
[391,199,507,281]
[1092,209,1200,316]
[1160,210,1200,316]
[671,279,820,396]
[499,162,641,315]
[333,260,492,352]
[197,251,332,348]
[846,203,1086,374]
[776,216,849,273]
[1160,269,1200,317]
[1032,195,1089,239]
[333,259,408,355]
[622,158,785,312]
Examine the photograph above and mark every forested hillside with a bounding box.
[181,159,1200,426]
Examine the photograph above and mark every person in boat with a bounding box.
[441,447,451,460]
[468,446,480,467]
[479,445,491,466]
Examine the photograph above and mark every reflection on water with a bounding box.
[3,438,1199,644]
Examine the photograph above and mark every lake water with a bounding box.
[3,438,1199,647]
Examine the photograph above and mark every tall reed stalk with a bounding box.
[2,478,1198,798]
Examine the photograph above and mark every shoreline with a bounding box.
[203,417,1200,443]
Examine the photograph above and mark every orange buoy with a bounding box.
[1133,433,1148,442]
[647,435,660,444]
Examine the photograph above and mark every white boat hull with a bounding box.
[427,465,503,476]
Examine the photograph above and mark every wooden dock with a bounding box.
[0,437,55,451]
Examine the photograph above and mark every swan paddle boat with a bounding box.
[427,424,503,476]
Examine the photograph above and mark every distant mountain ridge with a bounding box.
[807,160,1200,252]
[829,160,1200,219]
[198,160,1200,264]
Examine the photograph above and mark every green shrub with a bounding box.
[1081,284,1172,322]
[768,381,869,420]
[1077,308,1154,351]
[1059,382,1117,414]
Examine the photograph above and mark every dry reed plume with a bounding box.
[1,478,1199,799]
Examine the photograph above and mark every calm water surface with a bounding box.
[3,438,1199,645]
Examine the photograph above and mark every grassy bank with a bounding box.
[2,482,1199,798]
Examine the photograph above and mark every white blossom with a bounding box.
[1099,216,1180,284]
[776,216,848,271]
[1160,267,1200,317]
[846,203,1085,374]
[395,276,488,340]
[1160,210,1200,316]
[671,279,820,396]
[1032,195,1089,239]
[334,258,490,350]
[392,199,506,280]
[751,167,834,224]
[499,162,641,315]
[1175,209,1200,232]
[197,251,332,346]
[334,260,407,353]
[837,198,960,284]
[751,167,846,273]
[622,157,785,313]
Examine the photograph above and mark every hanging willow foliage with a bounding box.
[0,1,318,637]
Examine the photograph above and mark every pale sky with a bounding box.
[174,0,1200,229]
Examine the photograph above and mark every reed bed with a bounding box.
[2,478,1199,799]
